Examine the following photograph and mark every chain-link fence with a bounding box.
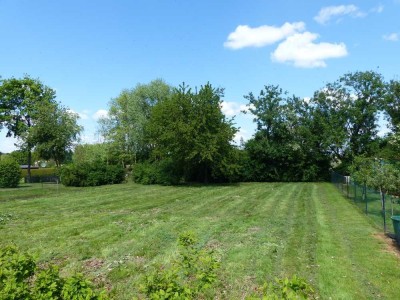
[331,171,400,234]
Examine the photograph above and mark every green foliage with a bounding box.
[350,156,400,232]
[8,150,38,165]
[142,232,220,299]
[73,144,109,165]
[248,275,316,299]
[243,85,330,182]
[98,79,172,166]
[383,80,400,130]
[0,76,58,181]
[0,156,21,188]
[33,266,64,299]
[32,104,82,167]
[21,168,58,177]
[0,245,108,300]
[148,83,238,183]
[352,157,400,194]
[132,159,182,185]
[61,162,125,187]
[0,245,36,299]
[311,71,385,171]
[350,156,373,185]
[0,76,57,139]
[61,274,107,300]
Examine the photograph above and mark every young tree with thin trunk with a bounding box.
[0,76,56,182]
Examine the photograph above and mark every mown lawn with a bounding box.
[1,182,400,299]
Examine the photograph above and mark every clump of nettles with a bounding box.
[141,231,220,299]
[247,275,317,300]
[0,245,108,300]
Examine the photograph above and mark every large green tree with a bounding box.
[243,85,330,181]
[384,79,400,130]
[311,71,386,171]
[0,76,57,180]
[31,104,82,167]
[148,83,238,183]
[98,79,171,166]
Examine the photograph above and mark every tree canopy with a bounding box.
[148,83,238,183]
[98,79,171,166]
[0,75,81,174]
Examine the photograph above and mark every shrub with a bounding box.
[247,275,317,299]
[0,157,21,188]
[0,245,108,299]
[132,159,182,185]
[61,161,125,187]
[142,231,220,299]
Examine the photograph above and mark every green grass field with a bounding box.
[1,182,400,299]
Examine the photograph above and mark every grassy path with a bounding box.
[1,182,400,299]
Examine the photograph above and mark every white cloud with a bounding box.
[383,33,399,41]
[67,109,89,120]
[371,4,384,13]
[220,101,240,117]
[314,5,365,24]
[224,22,305,49]
[92,109,108,120]
[233,128,251,145]
[271,32,348,68]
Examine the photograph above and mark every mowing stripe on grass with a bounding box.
[2,182,400,299]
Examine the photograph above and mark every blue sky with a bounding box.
[1,0,399,153]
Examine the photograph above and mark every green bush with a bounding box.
[0,157,21,188]
[142,231,220,299]
[0,245,108,299]
[132,159,182,185]
[247,275,316,300]
[61,161,125,187]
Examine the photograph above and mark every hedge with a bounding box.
[60,162,125,187]
[21,168,57,177]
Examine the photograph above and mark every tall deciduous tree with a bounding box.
[31,104,82,167]
[311,71,386,171]
[0,76,57,181]
[98,79,171,166]
[243,85,330,181]
[149,83,238,183]
[384,80,400,130]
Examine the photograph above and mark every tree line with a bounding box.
[1,71,400,185]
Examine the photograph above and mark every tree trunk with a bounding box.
[381,188,386,233]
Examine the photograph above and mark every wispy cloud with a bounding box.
[370,4,384,13]
[224,22,305,49]
[314,5,365,24]
[271,32,348,68]
[383,33,399,41]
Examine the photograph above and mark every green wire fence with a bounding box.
[331,171,400,234]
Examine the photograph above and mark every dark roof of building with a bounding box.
[20,165,39,169]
